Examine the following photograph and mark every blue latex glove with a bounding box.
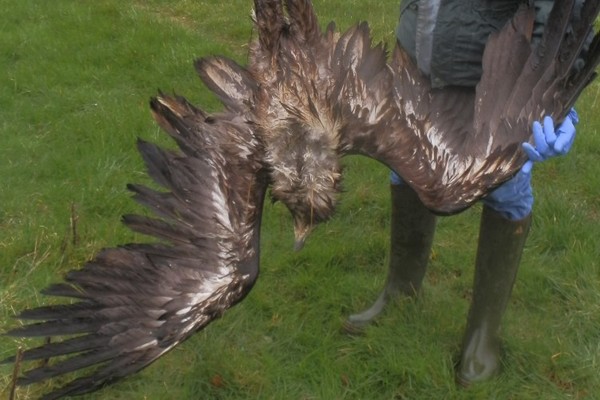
[482,169,533,220]
[521,108,578,174]
[484,109,579,220]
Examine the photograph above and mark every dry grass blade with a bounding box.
[9,347,24,400]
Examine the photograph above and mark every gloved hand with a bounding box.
[521,108,578,173]
[482,168,533,220]
[483,109,578,220]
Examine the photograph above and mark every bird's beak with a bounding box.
[294,237,306,252]
[293,223,312,252]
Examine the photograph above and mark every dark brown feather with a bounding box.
[4,95,268,399]
[195,56,258,114]
[253,0,286,55]
[346,1,599,213]
[6,1,599,398]
[285,0,321,44]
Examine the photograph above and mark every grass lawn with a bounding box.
[1,1,599,399]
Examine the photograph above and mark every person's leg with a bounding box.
[457,171,533,385]
[456,205,531,384]
[345,173,436,329]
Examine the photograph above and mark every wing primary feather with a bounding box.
[6,92,267,398]
[554,1,598,80]
[2,335,109,363]
[474,5,534,135]
[38,283,87,299]
[8,319,106,338]
[13,303,101,321]
[504,0,575,117]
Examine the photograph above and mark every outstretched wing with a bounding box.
[342,1,600,214]
[4,94,268,399]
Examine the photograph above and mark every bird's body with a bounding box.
[5,0,600,398]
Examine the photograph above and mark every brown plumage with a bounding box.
[252,0,599,217]
[241,0,599,233]
[379,0,599,212]
[4,96,269,399]
[206,0,599,237]
[4,0,599,398]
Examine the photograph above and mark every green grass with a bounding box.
[1,1,599,399]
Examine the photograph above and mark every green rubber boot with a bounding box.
[345,184,436,329]
[456,205,532,385]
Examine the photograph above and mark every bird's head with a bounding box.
[267,126,343,251]
[271,169,342,251]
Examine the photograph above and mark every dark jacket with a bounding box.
[396,0,585,88]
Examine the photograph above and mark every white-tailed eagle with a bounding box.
[4,0,599,398]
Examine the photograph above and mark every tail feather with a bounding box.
[253,0,286,54]
[285,0,320,44]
